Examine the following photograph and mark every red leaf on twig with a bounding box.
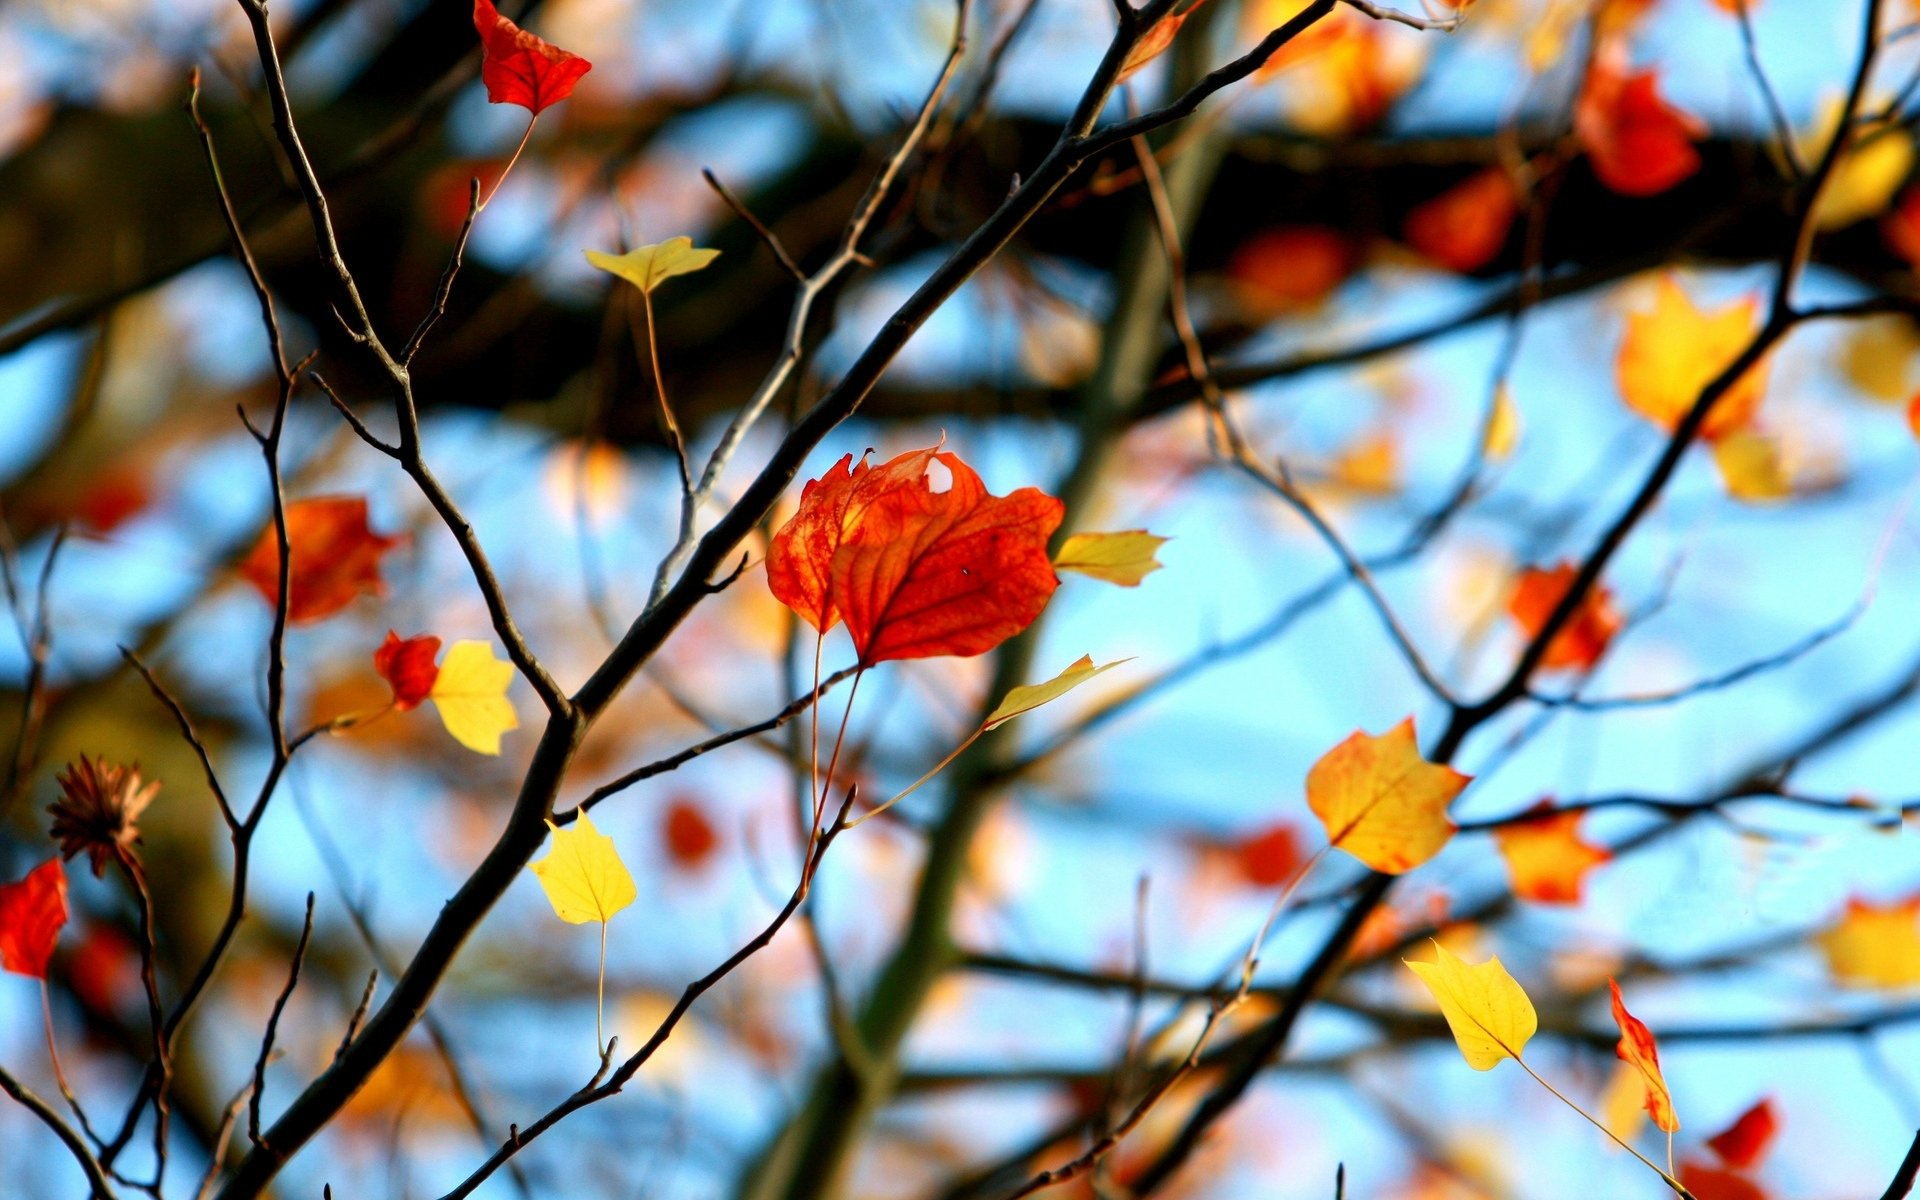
[473,0,592,115]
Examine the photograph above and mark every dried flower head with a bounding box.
[49,756,158,878]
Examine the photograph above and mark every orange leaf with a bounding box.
[1616,276,1768,440]
[1491,802,1611,904]
[1305,718,1469,874]
[663,797,719,870]
[766,446,1064,664]
[239,496,403,625]
[1706,1098,1779,1171]
[1227,227,1355,313]
[1405,168,1519,273]
[0,858,67,980]
[1817,896,1920,987]
[374,631,442,712]
[1119,3,1211,83]
[1505,562,1622,672]
[1883,186,1920,267]
[1236,823,1306,887]
[473,0,592,115]
[1609,977,1679,1133]
[1575,55,1704,197]
[1677,1162,1769,1200]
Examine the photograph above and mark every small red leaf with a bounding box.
[375,631,442,711]
[1235,824,1305,888]
[474,0,592,115]
[1575,54,1704,197]
[1706,1098,1779,1172]
[1405,168,1519,273]
[1505,562,1623,673]
[0,858,68,980]
[239,496,403,625]
[663,798,719,870]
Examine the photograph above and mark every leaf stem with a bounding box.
[1512,1057,1692,1198]
[596,920,608,1057]
[847,727,983,829]
[478,114,538,212]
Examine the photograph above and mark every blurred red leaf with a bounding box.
[1678,1162,1768,1200]
[1490,802,1611,904]
[67,922,139,1014]
[1706,1098,1779,1171]
[1575,55,1704,196]
[1405,168,1519,273]
[0,858,67,980]
[766,446,1063,664]
[1885,187,1920,267]
[1236,823,1305,887]
[1505,562,1622,673]
[375,631,442,712]
[240,496,403,625]
[663,798,719,870]
[473,0,592,115]
[1227,227,1355,312]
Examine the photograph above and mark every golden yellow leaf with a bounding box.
[1491,805,1611,904]
[1616,276,1768,440]
[1305,718,1469,874]
[1053,530,1168,587]
[1817,897,1920,987]
[584,237,720,294]
[983,655,1128,731]
[1483,386,1521,461]
[1816,121,1914,231]
[1329,433,1400,494]
[1837,317,1920,402]
[1711,429,1791,503]
[428,640,520,755]
[1404,941,1537,1071]
[529,811,636,925]
[1600,1060,1651,1144]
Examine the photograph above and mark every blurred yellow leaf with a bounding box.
[1053,530,1168,587]
[1617,276,1767,440]
[1491,805,1611,904]
[1817,896,1920,987]
[1711,429,1791,503]
[1306,718,1469,874]
[584,237,720,294]
[429,641,519,755]
[984,655,1128,731]
[1838,317,1920,402]
[1817,121,1914,231]
[1404,941,1537,1070]
[1330,433,1400,493]
[529,811,636,925]
[1600,1059,1651,1144]
[1483,386,1521,460]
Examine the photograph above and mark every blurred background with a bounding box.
[3,0,1920,1197]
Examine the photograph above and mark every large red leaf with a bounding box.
[240,496,403,625]
[1575,55,1704,197]
[375,631,442,712]
[767,446,1064,664]
[473,0,592,115]
[0,858,68,979]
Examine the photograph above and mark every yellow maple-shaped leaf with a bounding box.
[1815,118,1914,231]
[584,237,720,294]
[1306,718,1469,874]
[1616,276,1768,441]
[1483,385,1521,461]
[529,811,637,925]
[1817,897,1920,987]
[1053,531,1168,587]
[1711,429,1791,503]
[1404,941,1537,1070]
[429,640,520,755]
[984,655,1128,730]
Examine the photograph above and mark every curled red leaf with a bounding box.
[0,858,68,980]
[375,631,443,711]
[473,0,592,115]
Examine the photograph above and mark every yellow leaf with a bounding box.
[1491,806,1611,905]
[1305,718,1469,874]
[1329,433,1400,494]
[1053,530,1168,587]
[1817,897,1920,987]
[428,640,520,755]
[1616,276,1768,440]
[584,237,720,294]
[1816,121,1914,231]
[1483,386,1521,460]
[1600,1060,1651,1144]
[1711,429,1791,503]
[529,811,636,925]
[1837,317,1920,402]
[983,655,1129,731]
[1404,941,1537,1071]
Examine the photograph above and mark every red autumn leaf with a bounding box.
[1609,976,1679,1133]
[663,797,719,870]
[0,858,68,980]
[375,631,442,712]
[1574,55,1705,197]
[239,496,403,625]
[473,0,592,115]
[1505,562,1623,672]
[1883,187,1920,267]
[1227,226,1355,313]
[766,446,1064,664]
[1678,1162,1769,1200]
[1405,168,1519,273]
[1235,823,1305,887]
[67,922,139,1014]
[1706,1098,1779,1171]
